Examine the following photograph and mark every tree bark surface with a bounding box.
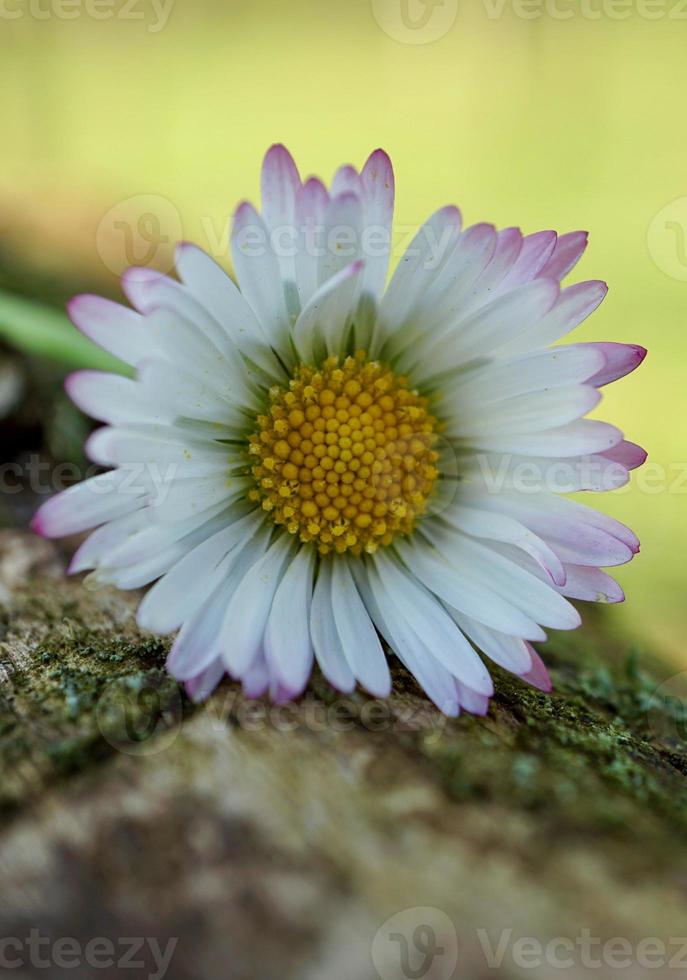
[0,529,686,980]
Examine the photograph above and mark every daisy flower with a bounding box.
[32,146,646,715]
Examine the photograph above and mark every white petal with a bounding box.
[68,295,154,367]
[84,426,237,477]
[451,613,533,674]
[264,545,315,695]
[90,500,240,572]
[144,308,259,412]
[231,202,294,364]
[330,557,391,698]
[373,551,493,695]
[494,230,556,293]
[442,504,565,586]
[122,267,235,362]
[261,144,300,227]
[500,280,607,356]
[359,149,395,300]
[360,562,461,715]
[310,558,356,693]
[448,386,600,440]
[444,344,606,408]
[33,471,145,538]
[384,221,497,363]
[186,657,226,702]
[331,164,363,198]
[221,534,295,676]
[66,371,173,426]
[69,510,151,574]
[467,419,623,457]
[317,191,364,287]
[459,450,630,494]
[175,243,286,383]
[395,537,545,640]
[261,144,301,286]
[557,564,624,603]
[137,360,249,429]
[421,522,581,630]
[168,576,236,680]
[539,231,588,281]
[292,259,364,362]
[372,205,461,356]
[460,226,523,316]
[294,177,329,307]
[465,492,636,567]
[136,511,267,633]
[410,278,560,384]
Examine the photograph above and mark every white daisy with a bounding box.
[33,145,646,715]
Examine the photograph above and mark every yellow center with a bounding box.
[248,352,440,555]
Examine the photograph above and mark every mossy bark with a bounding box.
[0,529,686,980]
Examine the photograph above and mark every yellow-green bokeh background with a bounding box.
[1,0,684,658]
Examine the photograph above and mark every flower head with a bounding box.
[33,145,646,715]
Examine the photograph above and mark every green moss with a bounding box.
[2,579,687,874]
[414,634,687,868]
[0,586,188,811]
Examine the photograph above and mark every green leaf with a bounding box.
[0,288,132,376]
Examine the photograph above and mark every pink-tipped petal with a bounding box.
[68,294,154,367]
[601,440,648,471]
[540,231,588,281]
[501,279,608,355]
[455,682,491,716]
[359,148,395,299]
[331,164,362,197]
[361,148,395,214]
[121,267,165,311]
[582,343,648,387]
[520,647,553,692]
[559,565,625,604]
[32,472,145,539]
[260,143,300,232]
[185,659,226,703]
[497,230,557,292]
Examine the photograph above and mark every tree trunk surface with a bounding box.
[0,528,686,980]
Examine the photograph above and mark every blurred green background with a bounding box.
[0,0,684,658]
